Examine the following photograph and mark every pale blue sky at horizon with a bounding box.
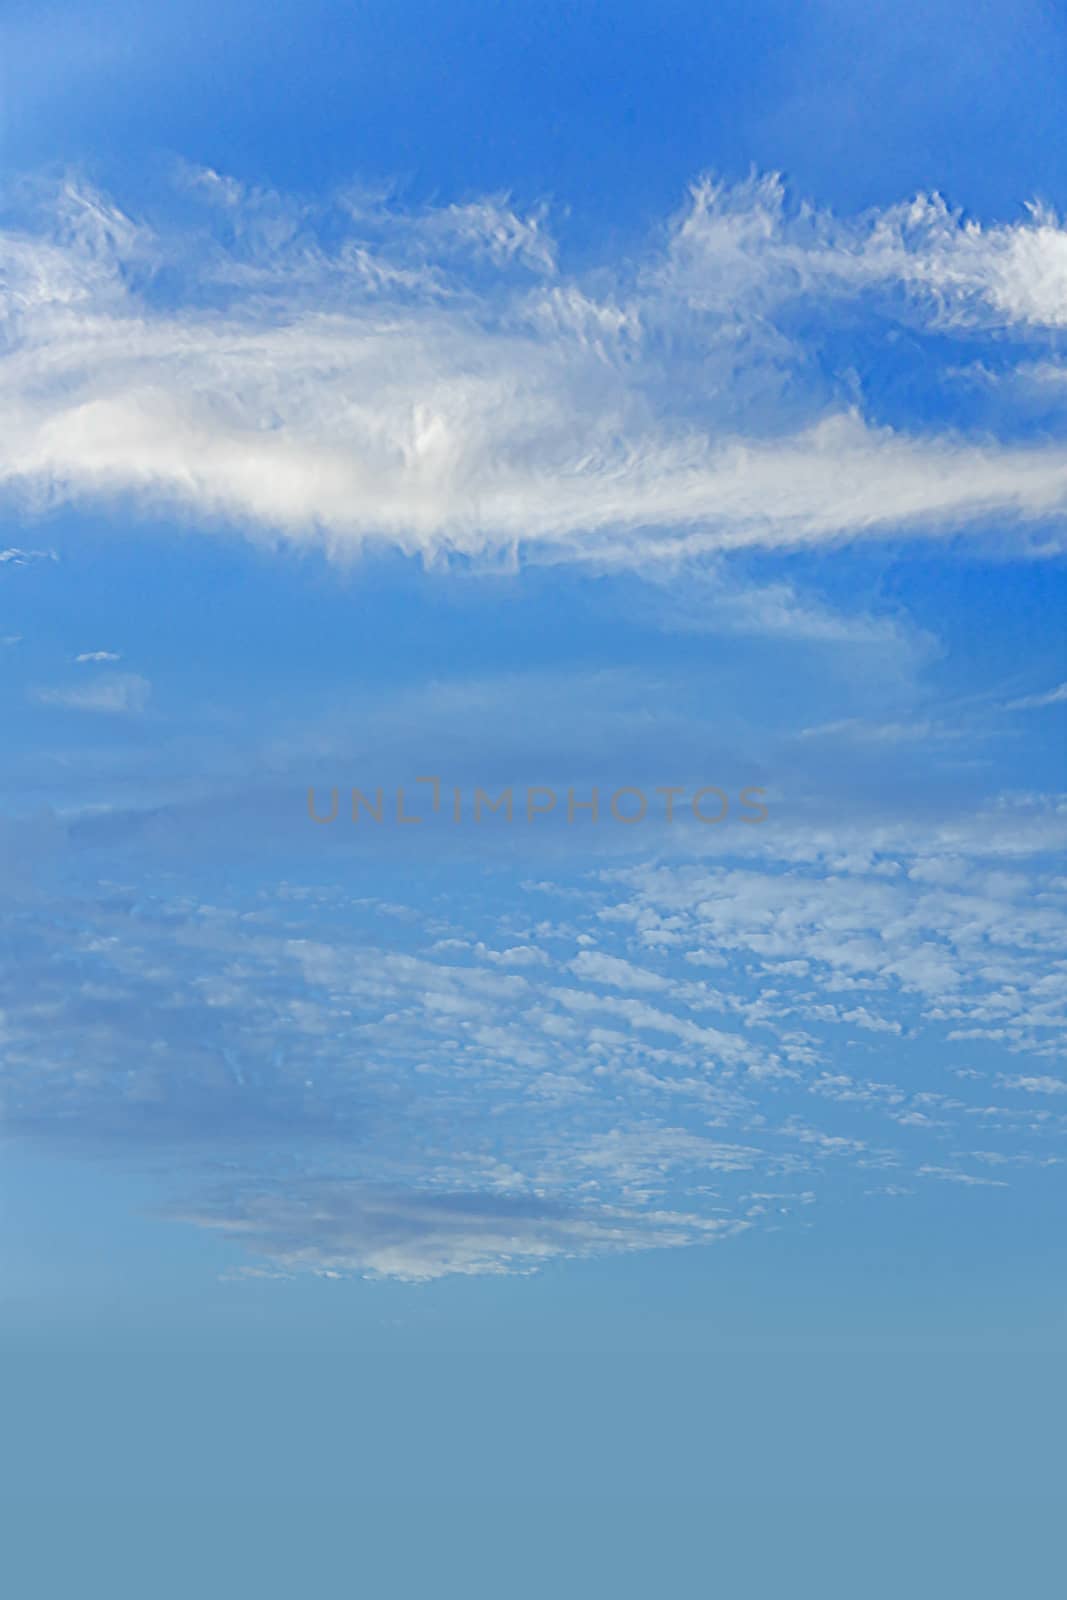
[1,4,1065,1595]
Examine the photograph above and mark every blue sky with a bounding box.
[1,3,1066,1593]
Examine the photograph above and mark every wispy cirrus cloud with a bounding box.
[0,547,57,566]
[1006,682,1067,711]
[1,172,1066,569]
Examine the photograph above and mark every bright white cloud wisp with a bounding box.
[1,172,1067,567]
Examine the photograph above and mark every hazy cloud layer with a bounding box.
[2,793,1062,1279]
[31,671,150,714]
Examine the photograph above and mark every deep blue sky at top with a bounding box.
[6,0,1067,241]
[3,0,1066,811]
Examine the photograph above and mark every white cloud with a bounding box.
[1,175,1066,569]
[662,177,1067,330]
[75,649,121,663]
[0,547,57,566]
[569,950,673,991]
[917,1165,1009,1187]
[601,799,1067,1057]
[480,944,551,968]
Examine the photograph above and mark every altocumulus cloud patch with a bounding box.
[2,799,1063,1280]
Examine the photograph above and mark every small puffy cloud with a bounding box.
[75,649,122,663]
[480,944,551,968]
[569,950,673,991]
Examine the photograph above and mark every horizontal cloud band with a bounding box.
[2,171,1067,565]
